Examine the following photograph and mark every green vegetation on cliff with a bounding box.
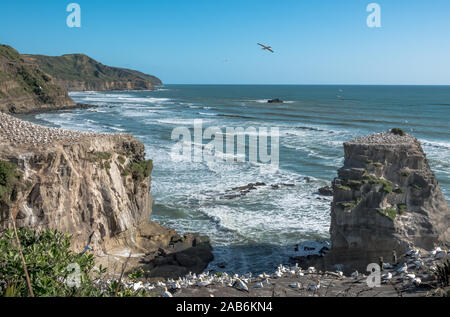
[0,44,75,113]
[24,53,162,91]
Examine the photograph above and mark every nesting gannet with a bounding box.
[157,281,166,288]
[197,277,211,287]
[289,282,302,289]
[412,277,422,286]
[413,260,424,269]
[254,282,264,289]
[308,280,321,292]
[351,271,359,278]
[307,267,316,274]
[133,281,143,291]
[233,278,249,292]
[273,268,283,278]
[383,263,393,270]
[162,287,173,297]
[382,272,393,281]
[431,247,442,256]
[397,263,408,274]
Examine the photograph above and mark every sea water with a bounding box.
[26,85,450,274]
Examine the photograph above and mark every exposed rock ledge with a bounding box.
[0,112,212,277]
[322,131,450,272]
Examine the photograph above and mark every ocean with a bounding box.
[25,85,450,274]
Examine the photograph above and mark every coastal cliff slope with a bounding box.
[23,53,162,92]
[0,45,75,114]
[326,130,450,270]
[0,113,212,277]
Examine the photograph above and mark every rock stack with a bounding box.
[326,130,450,271]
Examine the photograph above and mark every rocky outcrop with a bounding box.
[0,113,212,277]
[23,53,162,92]
[325,130,450,271]
[0,45,75,114]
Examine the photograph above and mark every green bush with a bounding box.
[0,228,101,297]
[0,228,153,297]
[117,156,126,165]
[336,185,351,191]
[377,208,397,221]
[397,204,407,214]
[128,160,153,181]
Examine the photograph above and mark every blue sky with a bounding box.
[1,0,449,84]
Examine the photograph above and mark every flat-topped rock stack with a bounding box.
[325,129,450,272]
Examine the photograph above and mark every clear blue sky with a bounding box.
[1,0,449,85]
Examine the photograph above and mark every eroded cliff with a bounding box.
[326,130,450,270]
[0,113,212,277]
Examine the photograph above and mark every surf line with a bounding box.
[170,119,279,168]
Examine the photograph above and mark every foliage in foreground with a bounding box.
[0,228,151,297]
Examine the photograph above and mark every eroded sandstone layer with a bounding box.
[326,130,450,271]
[0,113,212,277]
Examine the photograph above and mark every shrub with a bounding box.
[128,160,153,181]
[0,228,152,297]
[377,208,397,221]
[117,156,126,165]
[394,187,404,194]
[336,185,351,191]
[397,204,407,214]
[0,228,101,297]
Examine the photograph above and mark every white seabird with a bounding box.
[289,282,302,289]
[308,280,321,292]
[233,278,249,292]
[162,287,173,297]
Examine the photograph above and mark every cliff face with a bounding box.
[327,131,450,269]
[0,113,212,277]
[23,54,162,92]
[0,45,75,114]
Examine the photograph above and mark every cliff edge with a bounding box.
[23,53,162,92]
[326,130,450,270]
[0,113,212,277]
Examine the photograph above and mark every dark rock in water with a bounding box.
[282,183,295,187]
[268,98,283,104]
[271,184,280,189]
[216,262,227,269]
[318,186,333,196]
[304,246,316,251]
[140,233,213,279]
[255,182,266,186]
